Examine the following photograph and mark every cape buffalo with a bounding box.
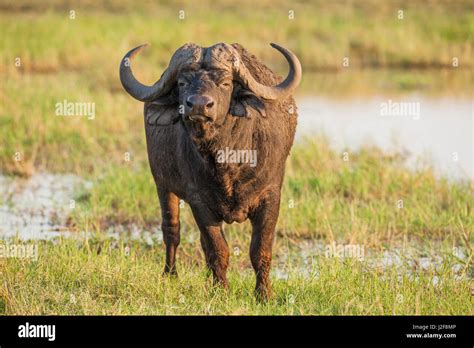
[120,42,302,300]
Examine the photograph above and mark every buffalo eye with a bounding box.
[220,81,231,88]
[178,81,187,87]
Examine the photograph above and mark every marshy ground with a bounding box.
[0,0,473,315]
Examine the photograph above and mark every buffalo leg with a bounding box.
[191,206,229,288]
[158,189,181,275]
[249,193,280,301]
[200,233,212,274]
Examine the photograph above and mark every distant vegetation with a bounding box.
[1,0,473,71]
[0,0,472,96]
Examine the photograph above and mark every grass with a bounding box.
[1,135,471,315]
[0,237,471,315]
[0,0,473,315]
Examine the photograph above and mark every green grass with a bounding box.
[0,238,471,315]
[1,136,471,314]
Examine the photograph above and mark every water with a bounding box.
[297,97,473,180]
[271,240,469,283]
[0,173,86,240]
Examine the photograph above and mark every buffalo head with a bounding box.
[120,43,301,139]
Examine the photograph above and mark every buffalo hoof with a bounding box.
[255,285,273,302]
[163,267,178,277]
[212,277,229,290]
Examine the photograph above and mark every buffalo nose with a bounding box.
[186,95,215,110]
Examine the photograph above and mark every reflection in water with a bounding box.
[297,97,473,180]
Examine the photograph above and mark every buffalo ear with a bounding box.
[145,90,180,126]
[230,84,266,118]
